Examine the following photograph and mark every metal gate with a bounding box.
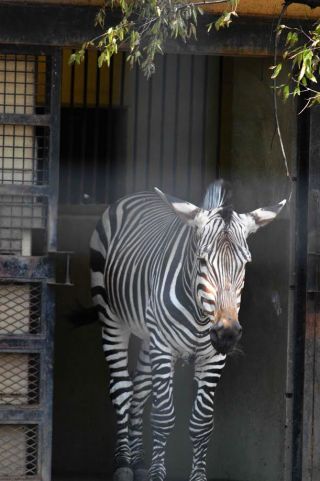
[0,47,61,481]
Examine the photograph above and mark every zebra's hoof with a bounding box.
[113,466,134,481]
[134,468,148,481]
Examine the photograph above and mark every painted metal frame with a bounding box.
[0,46,61,481]
[300,105,320,481]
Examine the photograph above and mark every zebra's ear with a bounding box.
[154,188,207,227]
[241,199,287,236]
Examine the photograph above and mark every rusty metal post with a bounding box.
[288,102,320,481]
[301,104,320,481]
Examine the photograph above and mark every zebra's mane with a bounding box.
[202,179,233,225]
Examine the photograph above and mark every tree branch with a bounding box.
[190,0,232,4]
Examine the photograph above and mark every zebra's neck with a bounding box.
[181,230,203,321]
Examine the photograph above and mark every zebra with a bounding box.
[89,180,286,481]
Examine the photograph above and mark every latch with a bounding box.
[47,251,74,286]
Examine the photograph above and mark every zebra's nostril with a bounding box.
[210,322,242,354]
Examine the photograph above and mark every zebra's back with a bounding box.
[90,191,189,339]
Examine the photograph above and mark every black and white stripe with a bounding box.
[90,180,286,481]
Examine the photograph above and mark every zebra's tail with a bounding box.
[68,304,100,328]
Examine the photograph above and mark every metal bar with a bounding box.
[291,97,310,481]
[0,477,42,481]
[159,55,166,190]
[301,104,320,480]
[109,55,114,107]
[0,184,50,195]
[201,55,209,192]
[0,5,314,56]
[79,52,88,204]
[40,280,48,337]
[105,56,114,202]
[0,409,43,423]
[0,113,51,126]
[120,52,125,108]
[0,44,58,55]
[215,57,224,179]
[40,284,55,481]
[65,53,75,203]
[283,189,297,481]
[187,55,194,198]
[172,55,180,194]
[132,66,139,193]
[145,73,152,191]
[47,49,61,252]
[0,256,52,279]
[92,51,100,201]
[0,338,46,350]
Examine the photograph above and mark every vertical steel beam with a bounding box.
[301,105,320,481]
[289,103,320,481]
[290,99,310,481]
[47,49,61,252]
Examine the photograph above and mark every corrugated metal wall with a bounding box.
[59,50,220,205]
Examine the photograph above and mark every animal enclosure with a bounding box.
[53,52,296,481]
[0,14,318,480]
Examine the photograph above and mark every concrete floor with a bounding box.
[54,477,240,481]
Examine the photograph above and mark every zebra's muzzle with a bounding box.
[210,320,242,354]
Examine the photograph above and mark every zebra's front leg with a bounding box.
[149,340,175,481]
[102,325,134,481]
[189,355,226,481]
[129,341,152,480]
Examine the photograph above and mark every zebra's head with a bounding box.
[155,181,286,355]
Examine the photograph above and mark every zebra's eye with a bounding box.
[242,248,252,263]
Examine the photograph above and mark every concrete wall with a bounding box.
[52,56,296,481]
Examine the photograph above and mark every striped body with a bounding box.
[91,191,222,358]
[89,182,285,481]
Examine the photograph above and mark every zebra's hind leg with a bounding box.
[102,324,134,481]
[188,355,225,481]
[129,341,152,481]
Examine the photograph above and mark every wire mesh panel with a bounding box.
[0,424,38,478]
[0,125,50,185]
[0,283,41,335]
[0,54,49,115]
[0,53,50,188]
[0,195,47,255]
[0,353,40,406]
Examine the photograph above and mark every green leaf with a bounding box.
[271,63,282,79]
[293,84,301,97]
[298,63,306,81]
[283,84,290,101]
